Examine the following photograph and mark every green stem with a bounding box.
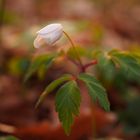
[63,31,84,72]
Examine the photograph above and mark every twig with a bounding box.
[83,60,98,71]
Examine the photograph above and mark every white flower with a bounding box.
[34,23,63,48]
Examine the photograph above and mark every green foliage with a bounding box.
[36,74,72,108]
[24,54,56,82]
[55,80,81,135]
[32,49,140,135]
[78,73,110,111]
[28,25,140,136]
[109,50,140,78]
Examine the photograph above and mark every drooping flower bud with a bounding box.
[34,23,63,48]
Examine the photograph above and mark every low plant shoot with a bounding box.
[25,23,140,135]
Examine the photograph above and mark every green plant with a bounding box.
[25,23,140,135]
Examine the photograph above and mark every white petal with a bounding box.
[37,23,63,35]
[33,35,44,48]
[41,29,63,45]
[34,23,63,46]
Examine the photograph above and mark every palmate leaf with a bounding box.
[78,73,110,111]
[55,80,81,135]
[110,50,140,77]
[24,54,56,82]
[35,74,72,108]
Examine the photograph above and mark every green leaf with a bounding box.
[55,80,81,135]
[78,73,110,111]
[36,74,72,108]
[110,50,140,77]
[24,54,56,82]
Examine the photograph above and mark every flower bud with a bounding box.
[34,23,63,48]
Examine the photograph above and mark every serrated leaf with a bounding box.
[78,73,110,111]
[55,80,81,135]
[24,54,56,82]
[36,74,72,108]
[110,51,140,77]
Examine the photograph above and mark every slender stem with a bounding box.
[80,59,98,72]
[83,60,98,70]
[63,31,98,73]
[67,56,80,67]
[63,31,84,70]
